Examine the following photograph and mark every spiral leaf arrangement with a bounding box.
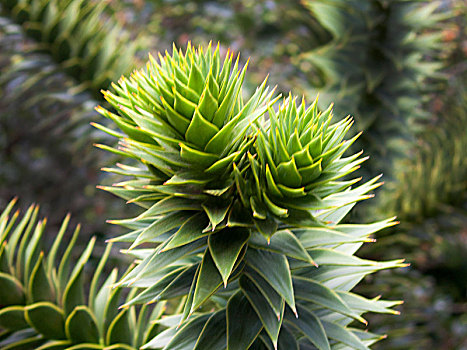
[96,43,404,349]
[0,198,167,350]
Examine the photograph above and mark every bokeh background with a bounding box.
[0,0,465,348]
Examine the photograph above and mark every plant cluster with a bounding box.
[94,43,404,349]
[1,0,461,347]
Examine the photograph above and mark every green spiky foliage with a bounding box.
[248,96,365,225]
[0,198,167,350]
[0,0,137,232]
[1,0,138,97]
[298,0,445,175]
[96,44,404,349]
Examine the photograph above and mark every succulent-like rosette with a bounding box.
[243,95,377,231]
[96,42,274,187]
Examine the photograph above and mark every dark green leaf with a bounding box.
[106,308,132,346]
[277,326,299,350]
[0,273,25,306]
[322,321,369,350]
[62,268,85,316]
[285,306,330,350]
[193,310,227,350]
[29,253,55,303]
[208,228,250,286]
[25,302,66,340]
[246,249,296,315]
[0,306,28,331]
[243,269,283,319]
[201,198,232,231]
[253,218,278,241]
[162,213,209,251]
[157,314,210,350]
[227,292,262,350]
[240,276,283,348]
[191,249,223,313]
[249,230,315,264]
[293,276,364,323]
[119,239,206,288]
[65,306,99,344]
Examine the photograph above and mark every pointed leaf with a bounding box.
[185,109,219,148]
[277,326,299,350]
[293,276,364,323]
[277,158,302,188]
[240,276,284,348]
[180,143,218,168]
[29,253,55,303]
[294,228,367,248]
[285,306,330,350]
[244,269,283,320]
[253,218,278,241]
[94,269,118,334]
[62,265,86,316]
[159,314,210,350]
[47,214,70,276]
[191,249,223,312]
[322,321,369,350]
[201,198,232,231]
[249,230,315,264]
[246,249,296,314]
[208,228,250,286]
[193,310,227,350]
[126,266,195,306]
[106,308,132,346]
[227,292,263,350]
[162,213,209,251]
[119,239,206,287]
[57,224,81,297]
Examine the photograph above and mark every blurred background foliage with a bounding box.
[0,0,465,349]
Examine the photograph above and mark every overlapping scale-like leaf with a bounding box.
[97,42,275,184]
[247,95,367,228]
